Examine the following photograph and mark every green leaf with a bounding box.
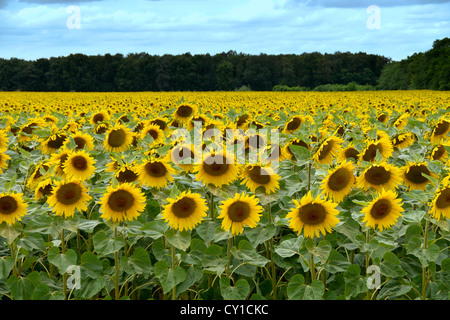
[324,250,351,274]
[7,275,35,300]
[380,251,407,278]
[17,233,46,252]
[47,247,78,274]
[245,224,277,246]
[80,252,103,279]
[75,276,106,299]
[196,221,220,244]
[377,280,412,300]
[287,275,324,300]
[231,241,270,267]
[165,228,191,251]
[0,257,15,280]
[77,219,102,233]
[220,277,250,300]
[127,247,152,275]
[141,220,168,239]
[0,223,21,244]
[306,239,332,264]
[274,236,303,258]
[32,283,52,300]
[93,231,126,256]
[344,264,367,299]
[154,260,187,295]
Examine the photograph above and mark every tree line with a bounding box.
[0,38,447,92]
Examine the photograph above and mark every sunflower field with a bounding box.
[0,90,449,301]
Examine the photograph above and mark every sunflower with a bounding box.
[217,193,263,236]
[241,164,280,194]
[99,183,146,222]
[356,162,402,192]
[170,143,199,172]
[63,150,96,181]
[313,136,344,165]
[195,150,240,187]
[140,123,165,145]
[173,103,198,123]
[320,161,355,203]
[0,130,9,150]
[0,151,10,174]
[282,115,304,134]
[104,124,134,152]
[429,118,450,144]
[18,118,45,143]
[260,143,287,164]
[27,162,51,188]
[49,148,71,176]
[361,189,404,231]
[162,190,208,231]
[401,162,435,191]
[393,114,408,130]
[90,111,109,125]
[360,137,393,162]
[47,180,92,218]
[285,191,340,239]
[391,133,415,150]
[115,164,140,184]
[337,144,359,163]
[0,192,28,225]
[41,133,68,154]
[284,139,310,161]
[66,131,95,151]
[430,185,450,220]
[34,178,54,200]
[138,158,175,189]
[430,144,448,162]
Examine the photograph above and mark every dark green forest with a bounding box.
[0,37,447,92]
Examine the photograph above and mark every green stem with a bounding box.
[267,204,277,300]
[226,237,232,278]
[114,227,120,300]
[365,228,371,300]
[310,251,316,281]
[209,193,215,220]
[171,243,177,300]
[307,161,312,192]
[422,218,430,300]
[61,229,67,300]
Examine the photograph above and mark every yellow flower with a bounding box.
[99,183,146,222]
[47,180,91,218]
[241,164,280,194]
[356,162,402,192]
[217,193,263,236]
[162,190,207,231]
[194,150,240,187]
[286,191,340,239]
[362,189,404,231]
[0,192,28,225]
[320,161,355,203]
[138,158,175,189]
[63,150,96,181]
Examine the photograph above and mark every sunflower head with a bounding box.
[0,193,28,225]
[162,191,207,231]
[217,193,263,236]
[313,136,343,165]
[241,164,280,194]
[100,183,146,222]
[356,162,402,192]
[431,186,450,220]
[401,162,435,191]
[362,189,404,231]
[47,180,92,218]
[285,191,340,239]
[320,161,355,203]
[139,158,175,189]
[104,124,134,152]
[63,149,96,181]
[173,103,198,122]
[195,150,240,187]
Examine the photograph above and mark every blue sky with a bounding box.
[0,0,448,61]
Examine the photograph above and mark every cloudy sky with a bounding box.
[0,0,448,61]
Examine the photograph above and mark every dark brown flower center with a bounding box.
[171,197,196,218]
[318,139,335,160]
[74,137,86,150]
[365,166,391,185]
[116,168,138,183]
[108,129,126,147]
[369,199,391,219]
[247,166,271,185]
[176,105,193,118]
[432,145,446,160]
[286,117,301,131]
[435,188,450,209]
[298,203,326,225]
[202,155,229,176]
[433,121,450,136]
[344,148,359,162]
[0,196,18,215]
[144,162,167,178]
[56,183,82,205]
[47,134,67,150]
[146,129,159,140]
[227,201,250,222]
[328,168,351,191]
[405,165,430,184]
[92,113,104,124]
[72,156,88,170]
[107,190,135,212]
